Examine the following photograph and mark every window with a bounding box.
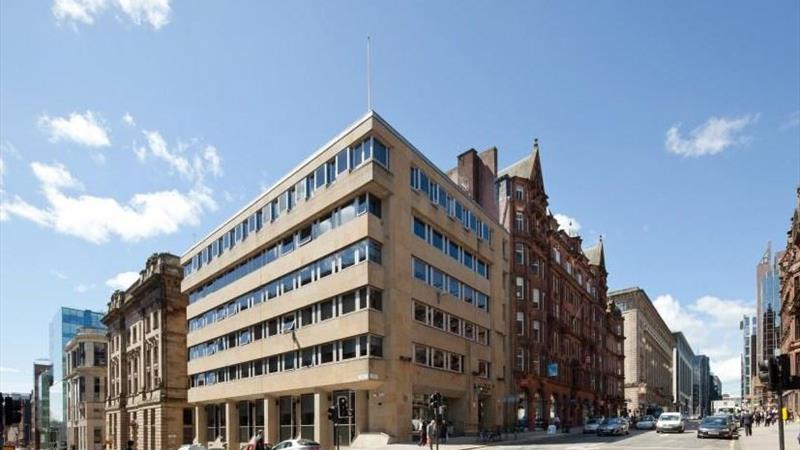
[320,343,335,364]
[516,348,526,371]
[373,137,389,168]
[314,165,326,190]
[449,316,461,335]
[413,259,428,282]
[515,213,525,232]
[413,218,427,240]
[448,240,460,261]
[515,277,525,301]
[341,338,357,360]
[336,149,349,175]
[462,251,474,270]
[515,186,525,201]
[414,344,428,365]
[341,292,356,315]
[432,349,445,369]
[516,312,525,336]
[532,288,541,308]
[532,320,541,342]
[431,230,444,251]
[477,360,490,378]
[432,310,445,329]
[515,244,526,265]
[414,303,427,323]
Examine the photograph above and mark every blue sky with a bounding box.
[0,1,798,398]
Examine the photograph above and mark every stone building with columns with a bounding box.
[182,111,510,449]
[102,253,192,450]
[64,327,107,450]
[497,142,626,428]
[780,188,800,413]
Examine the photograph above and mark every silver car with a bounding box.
[271,439,321,450]
[597,417,630,436]
[636,415,656,430]
[583,417,602,433]
[656,412,686,433]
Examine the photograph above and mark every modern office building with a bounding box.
[757,243,783,363]
[740,315,756,406]
[103,253,192,450]
[610,287,673,416]
[48,308,105,449]
[182,111,510,449]
[779,188,800,414]
[496,141,625,428]
[64,327,107,450]
[671,332,695,415]
[711,375,722,402]
[32,359,52,450]
[692,355,710,417]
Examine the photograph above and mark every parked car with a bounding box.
[177,446,209,450]
[271,439,321,450]
[635,415,656,430]
[697,415,737,439]
[656,412,686,433]
[597,417,630,436]
[583,417,602,433]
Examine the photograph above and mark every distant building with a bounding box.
[64,327,107,450]
[672,332,695,415]
[31,359,52,450]
[740,315,756,406]
[779,188,800,413]
[692,355,710,417]
[711,375,722,402]
[48,307,105,449]
[611,287,673,417]
[755,243,783,406]
[2,392,32,447]
[103,253,191,450]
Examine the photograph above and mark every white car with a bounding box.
[636,415,656,430]
[271,439,321,450]
[177,446,209,450]
[583,417,602,433]
[656,412,686,433]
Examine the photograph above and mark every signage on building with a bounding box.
[547,362,558,377]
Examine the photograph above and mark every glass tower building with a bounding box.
[48,307,105,449]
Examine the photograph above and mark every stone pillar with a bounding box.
[264,397,278,445]
[314,392,331,450]
[225,401,239,449]
[354,391,368,438]
[194,405,207,445]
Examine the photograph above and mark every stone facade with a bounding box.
[64,327,107,450]
[181,111,509,450]
[497,141,625,428]
[610,287,673,416]
[780,188,800,413]
[102,253,191,450]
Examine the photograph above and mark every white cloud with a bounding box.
[122,112,136,127]
[105,271,139,290]
[653,293,753,395]
[38,111,111,148]
[52,0,170,29]
[51,270,69,280]
[665,114,758,157]
[782,111,800,130]
[52,0,107,25]
[1,162,216,244]
[0,366,21,373]
[554,213,581,236]
[74,283,95,293]
[116,0,170,30]
[136,131,222,183]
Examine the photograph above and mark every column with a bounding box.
[225,401,239,448]
[314,392,331,450]
[354,391,368,438]
[264,397,278,445]
[194,405,207,445]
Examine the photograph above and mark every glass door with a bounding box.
[333,390,356,445]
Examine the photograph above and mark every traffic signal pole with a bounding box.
[777,389,785,450]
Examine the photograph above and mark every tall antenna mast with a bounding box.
[367,35,372,112]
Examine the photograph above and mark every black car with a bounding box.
[697,415,737,439]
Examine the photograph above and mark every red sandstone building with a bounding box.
[497,141,625,428]
[780,189,800,412]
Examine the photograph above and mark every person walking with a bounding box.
[418,420,428,447]
[742,411,753,436]
[426,420,438,450]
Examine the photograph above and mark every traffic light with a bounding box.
[3,396,12,426]
[337,397,349,419]
[327,405,337,422]
[778,354,791,390]
[758,359,779,390]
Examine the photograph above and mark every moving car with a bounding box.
[583,417,602,433]
[697,415,737,439]
[271,439,321,450]
[635,415,656,430]
[656,412,686,433]
[597,417,630,436]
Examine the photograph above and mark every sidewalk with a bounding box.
[362,428,586,450]
[739,420,800,450]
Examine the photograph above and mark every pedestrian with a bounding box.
[426,419,438,450]
[246,430,265,450]
[742,410,753,436]
[553,415,561,431]
[418,420,427,446]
